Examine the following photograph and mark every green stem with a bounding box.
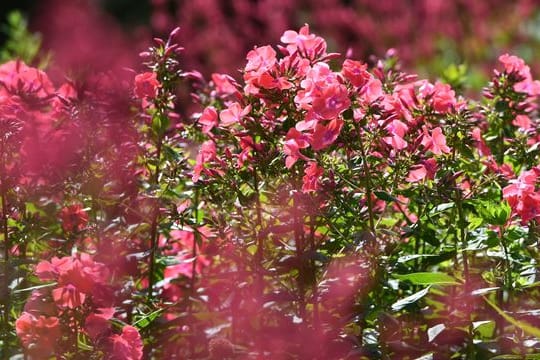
[253,167,264,297]
[358,132,375,233]
[147,136,163,300]
[293,194,306,320]
[499,225,512,292]
[252,166,265,354]
[188,189,200,357]
[455,189,469,281]
[1,138,10,360]
[455,188,474,358]
[309,215,320,333]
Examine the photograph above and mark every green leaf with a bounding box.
[472,320,495,338]
[429,202,454,215]
[391,286,431,311]
[133,307,165,329]
[413,354,434,360]
[374,191,397,202]
[484,296,540,338]
[473,200,511,226]
[394,272,459,285]
[397,254,438,263]
[427,323,445,342]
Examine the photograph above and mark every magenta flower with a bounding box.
[302,162,324,193]
[284,128,310,168]
[16,312,60,357]
[134,72,160,99]
[421,127,450,155]
[198,106,218,134]
[310,118,344,151]
[219,102,251,127]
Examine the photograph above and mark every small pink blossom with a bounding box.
[193,140,217,182]
[106,325,143,360]
[284,128,310,168]
[219,102,251,127]
[471,128,491,157]
[302,162,324,193]
[513,114,532,129]
[280,24,328,60]
[499,54,540,96]
[211,73,239,95]
[421,127,450,155]
[383,120,409,150]
[134,72,159,100]
[341,59,370,88]
[59,204,88,232]
[311,84,350,120]
[198,106,218,134]
[361,77,383,103]
[310,118,344,151]
[503,169,540,224]
[16,312,60,357]
[407,165,427,182]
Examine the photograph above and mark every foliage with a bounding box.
[0,11,48,67]
[2,10,540,360]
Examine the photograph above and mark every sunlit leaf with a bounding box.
[394,272,459,285]
[484,296,540,338]
[391,286,431,311]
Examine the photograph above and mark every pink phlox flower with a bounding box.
[134,72,159,108]
[162,228,211,279]
[341,59,370,88]
[193,140,217,182]
[418,81,457,113]
[513,114,533,130]
[0,60,55,100]
[256,72,293,91]
[383,119,408,150]
[502,169,540,223]
[280,24,327,60]
[219,102,251,127]
[311,83,350,120]
[237,135,257,168]
[52,284,86,309]
[16,312,60,356]
[296,62,336,108]
[310,118,344,151]
[59,204,88,232]
[360,76,383,104]
[296,62,350,120]
[211,73,239,95]
[245,45,277,74]
[499,54,540,96]
[484,157,514,179]
[407,164,427,183]
[471,127,491,157]
[381,94,414,124]
[85,307,115,341]
[503,170,537,201]
[198,106,218,134]
[106,325,143,360]
[406,158,438,183]
[302,161,324,193]
[421,126,450,155]
[284,128,310,168]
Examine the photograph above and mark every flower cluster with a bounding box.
[17,254,142,358]
[6,19,540,359]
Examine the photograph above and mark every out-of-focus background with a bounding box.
[3,0,540,85]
